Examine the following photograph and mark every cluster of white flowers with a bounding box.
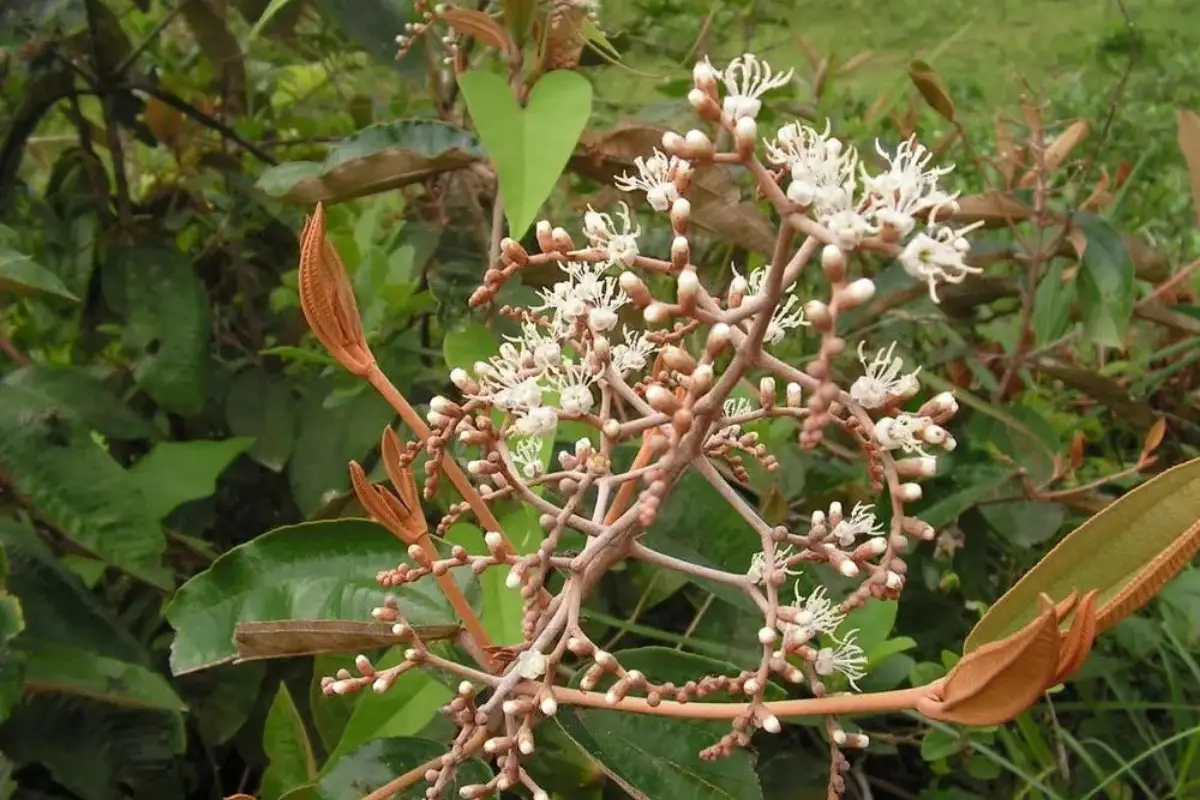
[614,149,690,211]
[849,341,921,409]
[780,583,868,689]
[731,264,809,344]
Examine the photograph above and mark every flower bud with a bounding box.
[895,456,937,478]
[619,271,652,306]
[734,116,758,156]
[689,363,714,396]
[670,197,691,232]
[602,418,620,439]
[662,344,696,373]
[786,381,803,407]
[707,323,731,354]
[644,302,669,324]
[693,58,719,91]
[646,384,680,414]
[683,129,714,159]
[676,268,699,310]
[500,237,528,265]
[728,274,747,308]
[535,220,554,253]
[662,130,685,154]
[896,482,923,502]
[821,245,847,282]
[688,88,721,120]
[551,226,573,253]
[841,277,876,307]
[759,376,776,408]
[803,299,831,329]
[671,235,690,270]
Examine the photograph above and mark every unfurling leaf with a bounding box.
[908,59,955,122]
[965,456,1200,652]
[1176,109,1200,224]
[298,204,374,375]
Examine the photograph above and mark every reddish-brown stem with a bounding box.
[603,433,657,525]
[550,682,937,720]
[361,728,489,800]
[411,531,496,664]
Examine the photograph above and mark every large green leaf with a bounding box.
[458,69,593,239]
[322,647,451,770]
[165,519,473,674]
[1074,211,1134,349]
[105,244,210,415]
[317,737,492,800]
[0,242,78,302]
[1031,260,1075,347]
[0,388,169,585]
[262,683,317,800]
[129,438,254,520]
[965,456,1200,652]
[0,695,185,800]
[3,364,156,440]
[560,648,767,800]
[21,640,186,712]
[226,369,299,471]
[0,521,146,664]
[257,120,483,204]
[289,382,393,515]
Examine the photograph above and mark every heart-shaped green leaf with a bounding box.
[458,69,593,239]
[965,456,1200,652]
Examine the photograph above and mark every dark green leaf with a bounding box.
[262,683,317,800]
[4,365,156,439]
[106,244,210,415]
[165,519,471,674]
[226,369,299,471]
[442,321,497,373]
[561,648,767,800]
[180,661,266,745]
[257,120,483,205]
[0,242,78,302]
[458,69,593,238]
[317,737,492,800]
[921,726,965,761]
[1073,211,1134,349]
[1031,260,1074,346]
[130,438,254,520]
[979,500,1065,547]
[21,639,185,711]
[0,389,168,585]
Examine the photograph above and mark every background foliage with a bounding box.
[1,0,1199,798]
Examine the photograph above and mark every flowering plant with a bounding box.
[218,6,1200,799]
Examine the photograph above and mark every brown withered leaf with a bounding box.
[233,620,461,662]
[571,124,776,255]
[1142,417,1167,459]
[1032,358,1155,428]
[994,113,1019,188]
[1017,119,1089,188]
[946,192,1035,228]
[908,59,956,122]
[442,8,513,53]
[1177,110,1200,225]
[835,50,874,76]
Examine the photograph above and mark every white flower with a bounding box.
[717,397,754,439]
[899,221,985,302]
[610,327,657,376]
[814,630,868,690]
[873,413,932,456]
[733,264,809,344]
[514,406,557,438]
[747,545,801,584]
[782,584,846,647]
[494,377,543,412]
[849,341,921,409]
[614,149,687,211]
[829,503,884,547]
[824,209,877,251]
[558,374,596,415]
[583,202,641,266]
[765,121,859,218]
[512,437,545,478]
[862,136,958,236]
[714,53,793,120]
[515,649,548,680]
[533,261,628,337]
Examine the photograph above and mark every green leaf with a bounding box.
[246,0,298,42]
[182,661,265,745]
[106,244,210,415]
[965,456,1200,652]
[227,369,299,472]
[0,242,78,302]
[130,438,254,520]
[165,519,471,675]
[0,389,168,585]
[257,120,483,204]
[1032,260,1074,346]
[317,737,492,800]
[20,639,186,711]
[979,500,1065,548]
[442,321,497,372]
[322,648,451,770]
[458,69,593,239]
[289,381,393,515]
[445,523,524,645]
[3,364,156,440]
[561,648,767,800]
[0,696,185,800]
[838,600,899,657]
[261,683,317,800]
[1073,211,1134,349]
[921,726,966,761]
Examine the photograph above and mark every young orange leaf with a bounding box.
[443,8,514,54]
[298,204,373,375]
[908,59,955,122]
[965,456,1200,652]
[1017,119,1089,188]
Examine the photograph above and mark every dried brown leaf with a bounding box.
[1033,359,1155,428]
[945,192,1035,228]
[1142,417,1167,459]
[908,59,955,122]
[1176,109,1200,225]
[443,8,514,53]
[994,113,1019,188]
[233,620,460,662]
[835,50,874,76]
[1018,119,1089,188]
